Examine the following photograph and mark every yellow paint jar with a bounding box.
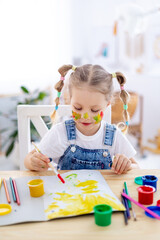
[27,179,44,197]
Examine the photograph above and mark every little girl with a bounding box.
[24,64,139,174]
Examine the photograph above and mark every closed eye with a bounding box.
[91,109,100,113]
[74,106,82,111]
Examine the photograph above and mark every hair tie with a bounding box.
[112,73,116,78]
[60,76,65,81]
[55,105,58,111]
[126,121,129,126]
[120,85,124,90]
[124,104,128,110]
[57,92,61,98]
[72,66,77,71]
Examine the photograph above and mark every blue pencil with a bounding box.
[123,189,131,219]
[121,194,128,225]
[9,177,17,202]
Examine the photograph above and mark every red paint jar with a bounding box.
[137,186,154,205]
[157,200,160,207]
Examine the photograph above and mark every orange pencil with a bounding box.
[3,178,11,204]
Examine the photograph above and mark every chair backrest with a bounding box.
[17,104,111,170]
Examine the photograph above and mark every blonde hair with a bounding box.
[51,64,130,133]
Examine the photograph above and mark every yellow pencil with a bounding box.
[0,177,2,189]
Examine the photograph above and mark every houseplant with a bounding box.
[0,86,50,157]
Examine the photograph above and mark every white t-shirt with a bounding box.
[39,120,136,164]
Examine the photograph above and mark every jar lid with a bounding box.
[145,206,160,218]
[134,176,143,185]
[0,204,12,216]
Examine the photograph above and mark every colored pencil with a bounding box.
[12,179,20,205]
[123,189,131,219]
[122,192,160,220]
[124,181,137,221]
[0,177,2,189]
[3,178,11,203]
[121,195,128,225]
[124,182,131,209]
[32,142,65,184]
[9,177,17,202]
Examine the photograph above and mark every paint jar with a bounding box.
[137,186,154,205]
[0,204,12,216]
[94,204,112,227]
[28,179,44,197]
[157,200,160,207]
[142,175,158,191]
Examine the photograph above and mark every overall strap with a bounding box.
[65,119,76,140]
[104,123,116,146]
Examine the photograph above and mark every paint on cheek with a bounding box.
[93,111,104,124]
[83,112,89,119]
[72,111,81,120]
[100,111,104,119]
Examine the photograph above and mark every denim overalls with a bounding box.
[58,119,116,170]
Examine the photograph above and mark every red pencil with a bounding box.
[3,178,11,204]
[12,179,20,205]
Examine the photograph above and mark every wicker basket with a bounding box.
[111,91,138,123]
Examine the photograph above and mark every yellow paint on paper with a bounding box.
[45,202,59,213]
[76,180,99,193]
[45,178,125,220]
[76,180,97,187]
[46,193,125,219]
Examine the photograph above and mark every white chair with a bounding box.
[17,105,111,170]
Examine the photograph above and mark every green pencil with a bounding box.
[124,181,137,221]
[124,182,131,209]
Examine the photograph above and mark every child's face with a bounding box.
[70,86,109,135]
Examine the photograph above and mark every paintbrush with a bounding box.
[32,142,65,184]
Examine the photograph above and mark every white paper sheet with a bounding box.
[0,170,125,226]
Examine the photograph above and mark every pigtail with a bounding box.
[51,64,76,121]
[112,72,130,134]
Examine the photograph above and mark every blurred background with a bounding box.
[0,0,160,170]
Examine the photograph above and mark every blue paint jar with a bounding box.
[142,175,158,191]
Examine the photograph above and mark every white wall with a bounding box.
[0,0,72,95]
[0,0,160,146]
[70,0,160,146]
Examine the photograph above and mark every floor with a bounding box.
[0,151,160,170]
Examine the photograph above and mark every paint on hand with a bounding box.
[72,111,81,120]
[83,112,89,119]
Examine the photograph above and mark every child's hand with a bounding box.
[111,154,131,174]
[28,150,50,171]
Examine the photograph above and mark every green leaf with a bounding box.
[37,92,48,101]
[21,86,30,94]
[6,140,15,157]
[9,130,18,138]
